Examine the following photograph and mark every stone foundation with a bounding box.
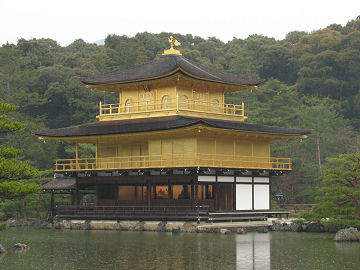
[53,220,202,233]
[7,218,287,234]
[51,219,274,234]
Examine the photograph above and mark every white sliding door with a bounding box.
[254,184,269,210]
[236,184,252,210]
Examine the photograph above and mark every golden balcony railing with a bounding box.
[54,154,291,172]
[98,96,245,120]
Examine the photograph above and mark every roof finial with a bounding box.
[163,36,182,55]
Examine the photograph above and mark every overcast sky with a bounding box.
[1,0,359,46]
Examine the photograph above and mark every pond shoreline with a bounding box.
[6,218,326,234]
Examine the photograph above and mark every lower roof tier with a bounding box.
[33,115,311,142]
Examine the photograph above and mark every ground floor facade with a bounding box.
[88,174,270,211]
[45,169,275,222]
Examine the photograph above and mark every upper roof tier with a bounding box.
[81,54,264,87]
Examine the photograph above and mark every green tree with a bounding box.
[317,153,360,219]
[285,31,308,45]
[0,102,39,201]
[302,153,360,231]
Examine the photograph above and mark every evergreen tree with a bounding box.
[302,153,360,230]
[0,102,39,201]
[316,153,360,219]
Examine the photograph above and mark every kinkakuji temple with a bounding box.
[35,38,311,222]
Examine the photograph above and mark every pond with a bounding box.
[1,228,360,270]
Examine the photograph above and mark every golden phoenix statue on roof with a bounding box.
[168,36,181,49]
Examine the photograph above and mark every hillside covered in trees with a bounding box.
[0,17,359,203]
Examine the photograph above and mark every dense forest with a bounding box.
[0,16,359,210]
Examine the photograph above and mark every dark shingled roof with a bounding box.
[42,177,76,190]
[33,116,312,138]
[81,54,264,86]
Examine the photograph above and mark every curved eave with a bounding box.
[81,68,181,86]
[34,123,311,144]
[81,68,264,89]
[178,68,265,87]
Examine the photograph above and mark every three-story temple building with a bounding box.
[36,41,311,221]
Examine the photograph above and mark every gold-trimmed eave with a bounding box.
[82,69,262,93]
[36,124,308,144]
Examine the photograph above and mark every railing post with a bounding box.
[242,101,245,117]
[99,100,102,116]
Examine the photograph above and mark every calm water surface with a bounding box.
[1,227,360,270]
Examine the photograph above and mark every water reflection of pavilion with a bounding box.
[236,233,270,270]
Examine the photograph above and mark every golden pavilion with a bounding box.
[36,39,310,221]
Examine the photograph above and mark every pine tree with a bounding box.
[317,153,360,220]
[0,102,39,201]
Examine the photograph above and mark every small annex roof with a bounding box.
[42,177,76,190]
[81,54,264,87]
[33,116,312,138]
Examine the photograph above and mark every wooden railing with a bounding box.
[55,205,210,221]
[55,153,291,171]
[99,96,245,118]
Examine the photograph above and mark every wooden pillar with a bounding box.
[191,89,194,109]
[194,183,198,203]
[168,181,172,205]
[137,88,140,112]
[75,178,79,206]
[95,143,98,158]
[214,175,218,210]
[233,181,236,211]
[75,143,79,169]
[155,89,158,109]
[191,180,195,206]
[167,181,170,206]
[71,191,75,205]
[95,183,99,206]
[95,142,99,169]
[176,93,179,112]
[147,180,151,209]
[221,89,225,112]
[115,184,119,206]
[269,175,271,210]
[50,191,54,223]
[252,175,255,211]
